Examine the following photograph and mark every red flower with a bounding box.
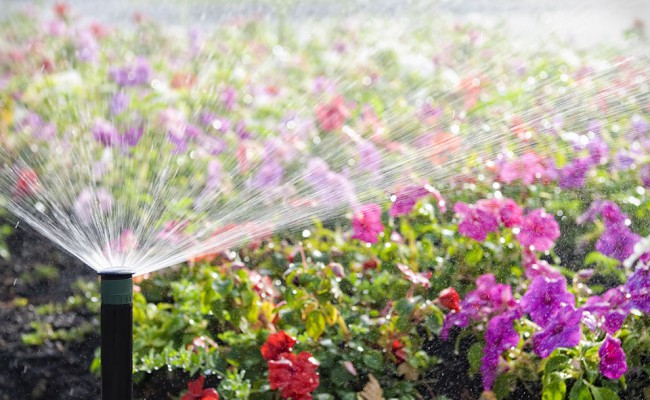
[315,96,350,133]
[391,340,407,364]
[13,168,39,199]
[181,375,219,400]
[438,287,461,312]
[268,352,320,400]
[261,331,297,361]
[363,258,379,271]
[54,2,70,19]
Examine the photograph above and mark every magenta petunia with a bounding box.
[532,305,582,358]
[92,119,119,147]
[596,224,640,262]
[558,157,592,189]
[516,209,560,252]
[351,203,384,244]
[520,276,575,327]
[625,264,650,313]
[390,185,445,217]
[109,57,152,87]
[599,335,627,380]
[250,158,284,190]
[498,198,523,228]
[441,274,516,339]
[481,308,521,390]
[582,286,629,334]
[454,202,499,242]
[522,249,563,280]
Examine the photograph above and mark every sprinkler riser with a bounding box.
[100,273,133,400]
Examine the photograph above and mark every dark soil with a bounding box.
[0,224,100,400]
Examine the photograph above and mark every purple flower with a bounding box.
[587,119,603,134]
[19,112,56,141]
[236,121,252,140]
[559,157,592,189]
[614,150,635,171]
[596,203,639,262]
[601,201,627,227]
[221,86,237,111]
[516,209,560,252]
[75,30,99,62]
[351,203,384,244]
[632,114,649,136]
[198,135,227,156]
[533,305,582,358]
[92,119,119,146]
[481,309,521,390]
[122,125,143,147]
[599,335,627,380]
[73,187,113,225]
[251,158,284,190]
[640,164,650,188]
[625,264,650,313]
[357,141,381,174]
[583,287,629,334]
[304,158,357,207]
[205,160,223,190]
[577,200,604,225]
[110,91,130,116]
[441,274,515,339]
[390,185,446,217]
[596,224,640,262]
[521,276,575,327]
[109,57,151,87]
[588,137,608,165]
[454,202,499,242]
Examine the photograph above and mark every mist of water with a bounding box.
[0,2,648,276]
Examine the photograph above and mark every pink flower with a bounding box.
[498,198,523,228]
[599,335,628,380]
[396,263,432,288]
[315,96,350,133]
[516,209,560,252]
[454,202,499,242]
[498,152,555,185]
[351,203,384,244]
[389,185,446,217]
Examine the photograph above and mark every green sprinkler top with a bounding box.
[100,274,133,305]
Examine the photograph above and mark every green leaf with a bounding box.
[569,380,593,400]
[589,386,620,400]
[306,311,326,340]
[362,350,385,371]
[322,302,339,326]
[584,251,619,269]
[465,246,484,266]
[492,373,516,400]
[544,354,570,375]
[543,378,566,400]
[467,342,484,376]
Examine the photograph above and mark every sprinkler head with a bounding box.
[100,273,133,305]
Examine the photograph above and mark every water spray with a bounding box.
[100,273,133,400]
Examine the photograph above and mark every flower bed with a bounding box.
[1,3,650,400]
